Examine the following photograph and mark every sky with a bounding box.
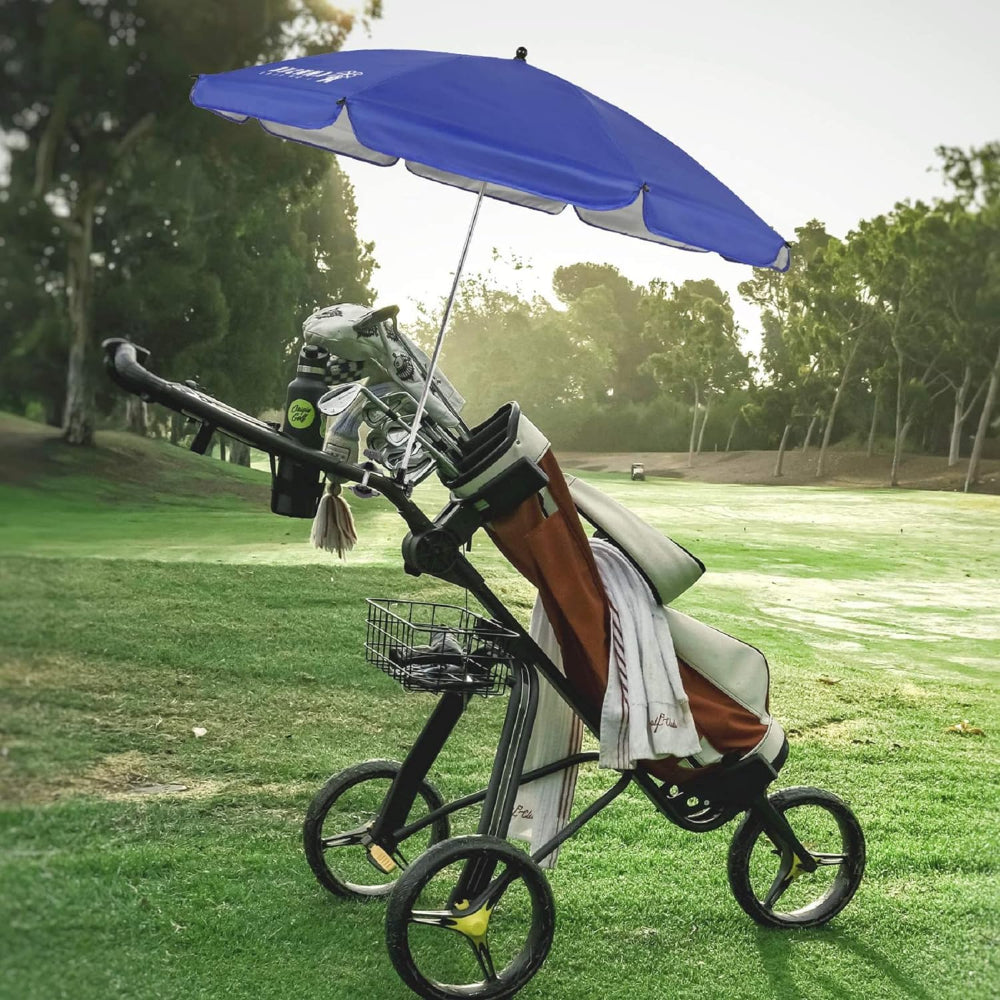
[330,0,999,350]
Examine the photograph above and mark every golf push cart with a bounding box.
[103,301,865,1000]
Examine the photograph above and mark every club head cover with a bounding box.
[303,303,464,429]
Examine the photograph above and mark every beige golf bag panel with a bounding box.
[561,474,705,606]
[483,424,778,785]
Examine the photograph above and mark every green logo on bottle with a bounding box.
[288,398,315,429]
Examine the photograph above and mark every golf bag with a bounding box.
[442,403,784,788]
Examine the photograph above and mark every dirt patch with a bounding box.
[559,447,1000,494]
[5,746,317,806]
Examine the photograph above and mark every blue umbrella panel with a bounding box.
[190,47,789,270]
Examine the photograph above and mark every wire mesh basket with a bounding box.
[365,599,518,696]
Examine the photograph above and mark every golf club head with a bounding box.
[384,426,410,448]
[318,382,363,417]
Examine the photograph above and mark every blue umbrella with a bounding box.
[192,47,787,269]
[191,47,789,468]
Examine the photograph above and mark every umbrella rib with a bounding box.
[399,179,486,477]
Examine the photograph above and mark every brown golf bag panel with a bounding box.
[487,447,773,785]
[487,450,611,712]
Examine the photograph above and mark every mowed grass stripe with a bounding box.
[0,431,997,999]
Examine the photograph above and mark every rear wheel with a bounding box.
[303,759,450,900]
[727,786,865,928]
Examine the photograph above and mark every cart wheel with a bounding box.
[727,786,865,928]
[385,835,555,1000]
[303,759,449,901]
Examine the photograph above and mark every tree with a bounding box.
[906,203,989,467]
[641,278,748,467]
[551,262,655,403]
[936,144,1000,490]
[849,203,953,486]
[796,234,874,477]
[740,220,831,474]
[0,0,380,444]
[428,271,609,427]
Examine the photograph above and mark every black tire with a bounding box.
[303,759,449,901]
[386,835,555,1000]
[727,786,865,928]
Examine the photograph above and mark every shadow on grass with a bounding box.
[755,927,935,1000]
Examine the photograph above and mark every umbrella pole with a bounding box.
[399,180,486,478]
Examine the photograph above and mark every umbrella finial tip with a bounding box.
[514,46,528,62]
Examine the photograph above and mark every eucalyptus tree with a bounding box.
[910,203,990,466]
[641,278,748,467]
[797,235,877,477]
[936,144,1000,490]
[961,201,1000,491]
[434,274,607,426]
[849,202,953,486]
[552,262,655,403]
[0,0,380,444]
[740,220,834,474]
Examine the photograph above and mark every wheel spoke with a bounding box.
[762,857,795,910]
[470,939,498,982]
[320,826,369,849]
[409,908,457,930]
[811,852,848,866]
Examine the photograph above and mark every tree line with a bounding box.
[429,145,1000,489]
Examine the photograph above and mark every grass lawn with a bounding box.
[1,421,998,1000]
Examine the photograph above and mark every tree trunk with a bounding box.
[725,415,739,452]
[817,340,861,479]
[948,365,973,466]
[891,415,914,486]
[965,340,1000,492]
[890,345,907,487]
[695,399,711,456]
[774,423,792,477]
[687,382,700,468]
[217,438,227,462]
[62,190,98,446]
[228,439,251,467]
[801,413,818,452]
[866,385,880,458]
[125,396,148,436]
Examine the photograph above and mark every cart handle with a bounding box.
[101,338,434,534]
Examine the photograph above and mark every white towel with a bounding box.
[509,538,700,865]
[507,598,583,869]
[593,539,701,769]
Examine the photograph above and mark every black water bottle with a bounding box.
[270,344,330,518]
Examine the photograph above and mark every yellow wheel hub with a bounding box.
[449,899,494,943]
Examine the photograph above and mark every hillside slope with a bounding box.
[0,413,269,504]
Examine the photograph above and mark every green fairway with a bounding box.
[1,427,997,1000]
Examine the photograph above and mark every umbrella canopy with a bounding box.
[190,48,789,271]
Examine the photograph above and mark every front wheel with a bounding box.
[303,759,450,901]
[386,835,555,1000]
[727,786,865,928]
